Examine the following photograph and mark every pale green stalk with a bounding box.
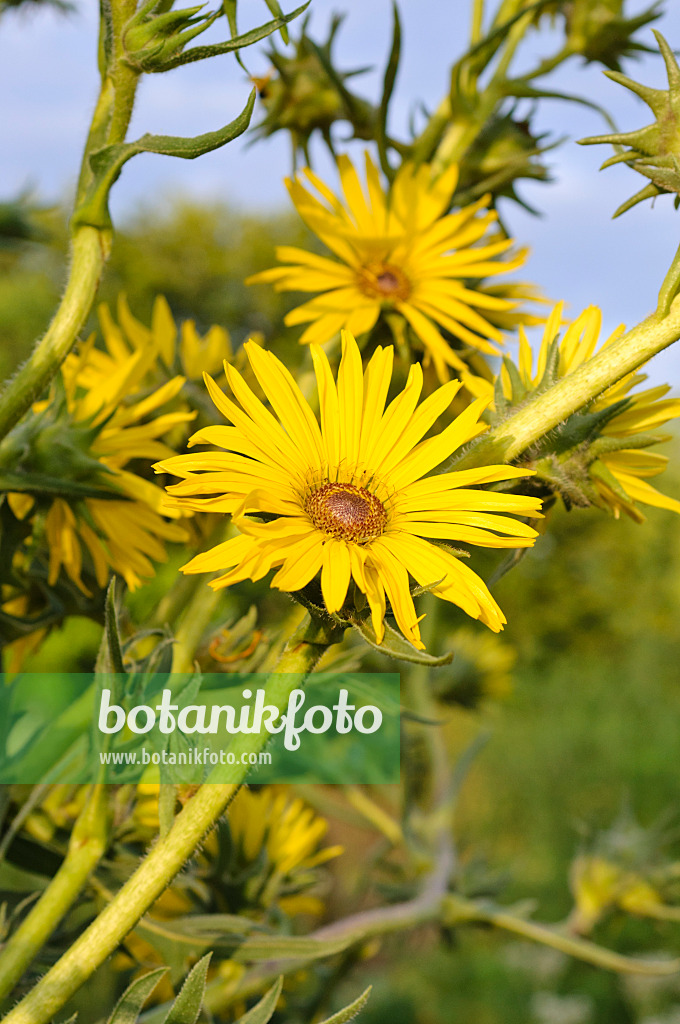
[0,0,140,442]
[2,613,340,1024]
[0,228,108,440]
[0,786,108,1003]
[455,299,680,469]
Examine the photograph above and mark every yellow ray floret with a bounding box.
[247,152,533,382]
[42,321,193,593]
[156,330,542,649]
[507,303,680,520]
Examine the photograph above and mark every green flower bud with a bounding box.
[253,15,375,161]
[564,0,661,71]
[580,31,680,216]
[122,1,218,73]
[455,110,554,209]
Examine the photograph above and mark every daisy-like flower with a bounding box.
[246,152,533,382]
[156,330,542,649]
[49,338,194,591]
[6,310,194,595]
[132,783,341,917]
[505,302,680,521]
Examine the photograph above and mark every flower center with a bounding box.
[357,261,411,302]
[305,482,387,543]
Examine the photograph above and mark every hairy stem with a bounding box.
[455,300,680,469]
[0,786,109,1004]
[2,613,339,1024]
[0,227,108,440]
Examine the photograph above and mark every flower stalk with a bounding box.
[1,611,341,1024]
[455,297,680,469]
[0,785,109,1004]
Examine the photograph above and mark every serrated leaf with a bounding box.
[353,616,452,667]
[235,977,282,1024]
[106,967,168,1024]
[318,986,372,1024]
[161,952,211,1024]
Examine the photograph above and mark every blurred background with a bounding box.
[3,1,680,1022]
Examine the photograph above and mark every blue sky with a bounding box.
[3,0,680,385]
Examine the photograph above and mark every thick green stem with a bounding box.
[0,227,109,440]
[0,786,109,1004]
[455,300,680,469]
[2,614,338,1024]
[0,0,142,443]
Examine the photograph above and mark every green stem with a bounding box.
[471,0,485,44]
[444,895,680,975]
[0,786,109,1004]
[2,614,339,1024]
[657,239,680,317]
[522,43,573,81]
[455,300,680,469]
[0,0,142,443]
[171,581,224,673]
[0,227,108,440]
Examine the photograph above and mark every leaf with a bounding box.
[262,0,289,44]
[97,578,125,676]
[74,90,256,230]
[376,2,400,178]
[106,967,168,1024]
[235,977,282,1024]
[161,952,211,1024]
[318,986,372,1024]
[231,932,352,962]
[159,913,267,941]
[161,2,310,70]
[0,472,117,501]
[353,616,452,666]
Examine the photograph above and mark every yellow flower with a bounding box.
[247,153,532,381]
[53,333,194,591]
[95,294,232,380]
[14,306,195,594]
[228,787,342,877]
[156,329,542,649]
[510,302,680,520]
[133,782,339,918]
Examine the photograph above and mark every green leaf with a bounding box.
[263,0,289,44]
[231,932,352,962]
[376,2,401,179]
[160,2,310,70]
[235,977,282,1024]
[318,986,372,1024]
[96,578,125,676]
[106,967,168,1024]
[74,90,256,230]
[353,616,452,667]
[161,952,211,1024]
[0,471,117,501]
[157,913,267,941]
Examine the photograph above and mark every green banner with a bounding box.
[0,672,400,784]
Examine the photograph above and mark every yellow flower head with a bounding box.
[133,783,339,918]
[156,329,542,649]
[512,302,680,521]
[8,303,195,596]
[247,153,533,382]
